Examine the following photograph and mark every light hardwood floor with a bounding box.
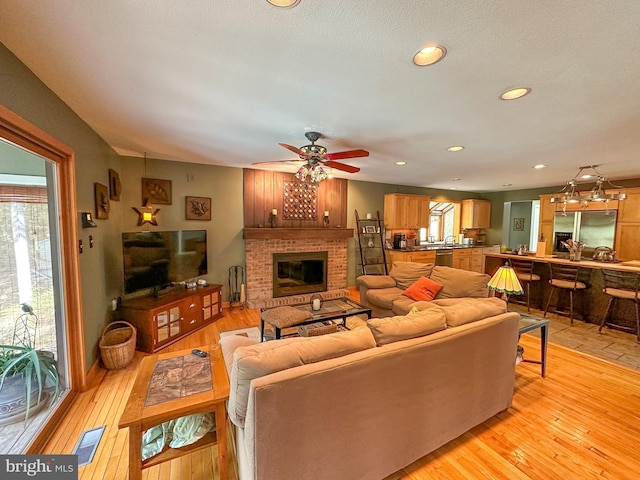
[41,299,640,480]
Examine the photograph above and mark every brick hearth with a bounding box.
[245,237,349,309]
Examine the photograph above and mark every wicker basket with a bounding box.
[99,321,137,370]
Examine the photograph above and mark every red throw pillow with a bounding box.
[402,276,444,302]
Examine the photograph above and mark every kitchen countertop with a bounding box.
[485,252,640,273]
[387,244,489,252]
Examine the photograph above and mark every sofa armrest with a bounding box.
[356,275,397,289]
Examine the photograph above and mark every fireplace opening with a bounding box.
[273,251,328,298]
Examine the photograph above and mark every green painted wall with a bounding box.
[0,42,124,368]
[119,156,245,298]
[0,42,250,368]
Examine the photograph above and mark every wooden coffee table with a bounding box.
[118,345,230,480]
[260,297,372,340]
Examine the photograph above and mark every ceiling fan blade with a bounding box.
[323,149,369,161]
[279,143,306,156]
[252,159,304,166]
[323,160,360,173]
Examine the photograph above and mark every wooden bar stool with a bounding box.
[599,268,640,342]
[508,257,541,313]
[543,263,587,324]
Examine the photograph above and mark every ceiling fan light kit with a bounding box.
[253,131,368,183]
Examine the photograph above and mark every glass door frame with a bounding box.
[0,104,86,452]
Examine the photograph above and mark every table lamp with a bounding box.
[487,262,524,306]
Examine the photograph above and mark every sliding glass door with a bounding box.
[0,139,69,452]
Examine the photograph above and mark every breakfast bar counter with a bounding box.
[485,252,640,273]
[484,253,640,333]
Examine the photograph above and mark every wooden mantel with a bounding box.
[243,228,354,240]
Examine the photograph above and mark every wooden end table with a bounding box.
[118,345,230,480]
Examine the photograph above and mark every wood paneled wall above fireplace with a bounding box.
[243,168,348,228]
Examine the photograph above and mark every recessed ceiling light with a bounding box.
[447,146,464,152]
[533,164,547,169]
[413,45,447,66]
[395,161,407,166]
[450,187,458,190]
[502,183,512,187]
[266,0,300,7]
[452,178,461,181]
[500,87,532,100]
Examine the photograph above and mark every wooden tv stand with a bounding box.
[120,284,222,353]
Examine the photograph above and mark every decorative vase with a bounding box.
[569,251,581,262]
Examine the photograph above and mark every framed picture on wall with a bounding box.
[94,182,110,220]
[513,217,525,231]
[142,178,172,205]
[108,169,121,201]
[186,196,212,220]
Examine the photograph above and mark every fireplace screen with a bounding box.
[273,251,328,298]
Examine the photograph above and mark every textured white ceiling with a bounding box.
[2,1,640,192]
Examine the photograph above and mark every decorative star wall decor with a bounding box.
[132,199,160,226]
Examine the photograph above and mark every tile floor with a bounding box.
[513,304,640,370]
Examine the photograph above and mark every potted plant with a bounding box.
[0,344,60,425]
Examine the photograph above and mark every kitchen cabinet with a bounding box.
[618,188,640,223]
[470,248,484,273]
[461,199,491,229]
[120,284,222,353]
[538,195,555,255]
[384,194,430,229]
[386,250,436,269]
[452,249,471,271]
[615,187,640,260]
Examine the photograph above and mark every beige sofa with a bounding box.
[357,262,491,318]
[220,297,519,480]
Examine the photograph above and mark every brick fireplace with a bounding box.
[244,229,352,309]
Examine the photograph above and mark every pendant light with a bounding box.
[549,165,627,213]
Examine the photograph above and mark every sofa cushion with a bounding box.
[390,261,435,290]
[228,327,376,427]
[391,298,442,316]
[391,295,416,315]
[220,334,260,375]
[430,266,490,299]
[356,275,397,289]
[437,297,507,327]
[366,287,405,310]
[367,307,447,346]
[402,276,444,302]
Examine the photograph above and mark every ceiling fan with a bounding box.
[252,132,369,182]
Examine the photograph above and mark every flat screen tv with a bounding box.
[122,230,207,294]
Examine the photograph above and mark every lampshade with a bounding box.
[295,164,329,183]
[487,264,524,296]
